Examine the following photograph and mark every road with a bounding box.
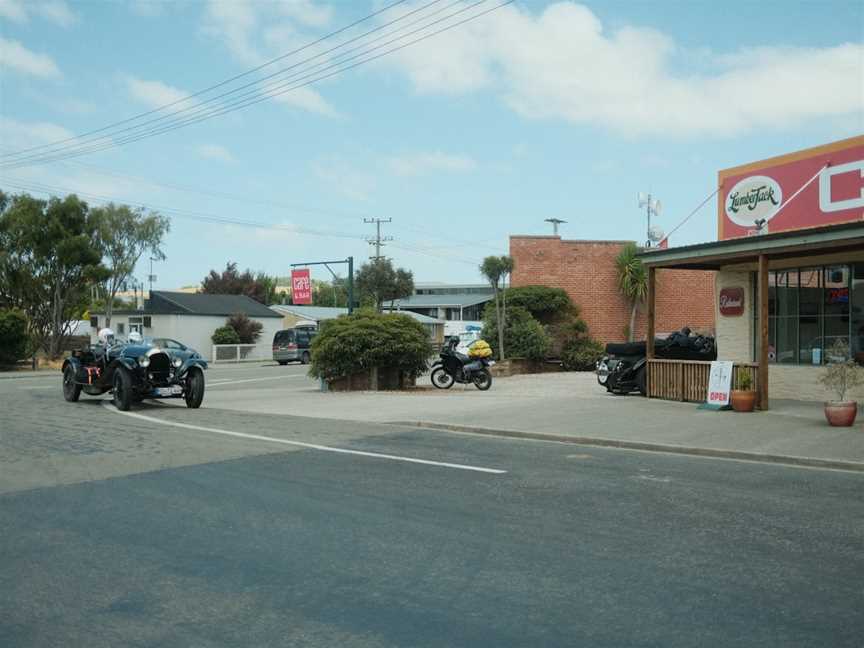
[1,366,863,647]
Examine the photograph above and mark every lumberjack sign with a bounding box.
[718,136,864,240]
[719,287,745,317]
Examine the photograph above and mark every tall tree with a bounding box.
[92,203,170,327]
[480,256,514,360]
[615,242,648,342]
[355,258,414,312]
[201,262,277,304]
[0,192,107,357]
[311,277,348,307]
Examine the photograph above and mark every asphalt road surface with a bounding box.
[2,368,863,647]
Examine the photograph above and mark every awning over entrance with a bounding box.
[636,222,864,410]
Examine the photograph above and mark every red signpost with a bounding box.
[291,269,312,305]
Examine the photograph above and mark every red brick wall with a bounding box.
[509,236,715,344]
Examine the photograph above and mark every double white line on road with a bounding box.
[102,403,507,475]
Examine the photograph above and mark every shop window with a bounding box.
[754,264,854,366]
[851,264,864,365]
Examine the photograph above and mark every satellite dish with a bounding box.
[653,200,663,216]
[648,226,665,242]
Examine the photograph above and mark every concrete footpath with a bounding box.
[201,370,864,472]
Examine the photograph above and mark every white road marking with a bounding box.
[102,403,507,474]
[207,375,308,387]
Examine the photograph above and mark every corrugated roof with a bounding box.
[387,293,494,308]
[270,304,443,324]
[147,291,282,317]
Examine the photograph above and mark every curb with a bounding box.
[390,421,864,473]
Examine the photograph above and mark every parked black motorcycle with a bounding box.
[596,327,717,396]
[430,337,494,391]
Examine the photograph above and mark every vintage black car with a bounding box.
[61,338,208,411]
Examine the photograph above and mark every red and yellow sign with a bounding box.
[718,136,864,240]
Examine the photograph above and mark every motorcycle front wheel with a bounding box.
[472,368,492,391]
[431,367,455,389]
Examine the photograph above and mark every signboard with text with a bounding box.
[291,269,312,305]
[706,361,734,408]
[719,287,745,317]
[718,136,864,240]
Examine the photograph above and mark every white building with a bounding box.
[90,291,282,357]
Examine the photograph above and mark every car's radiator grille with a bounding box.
[148,352,171,378]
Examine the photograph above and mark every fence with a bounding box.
[647,359,761,407]
[211,344,272,363]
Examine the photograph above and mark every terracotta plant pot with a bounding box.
[730,389,756,412]
[823,401,858,427]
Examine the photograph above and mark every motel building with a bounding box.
[640,135,864,409]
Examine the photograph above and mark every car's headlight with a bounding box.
[173,357,182,368]
[138,355,150,368]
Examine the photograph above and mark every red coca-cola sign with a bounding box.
[719,287,745,316]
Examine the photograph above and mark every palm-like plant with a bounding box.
[480,255,514,360]
[615,243,647,342]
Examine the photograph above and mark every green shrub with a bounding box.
[309,310,432,380]
[503,285,576,324]
[482,306,551,361]
[561,336,605,371]
[212,326,241,345]
[0,308,28,365]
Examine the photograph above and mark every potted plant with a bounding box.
[730,370,756,412]
[820,340,863,427]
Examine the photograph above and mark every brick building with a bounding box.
[509,236,715,344]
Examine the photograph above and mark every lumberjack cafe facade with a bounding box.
[640,136,864,408]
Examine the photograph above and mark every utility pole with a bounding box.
[364,218,393,260]
[544,218,566,236]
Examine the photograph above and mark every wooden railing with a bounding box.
[647,359,761,407]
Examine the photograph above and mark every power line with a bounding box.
[0,177,482,266]
[0,0,414,160]
[364,217,394,259]
[1,0,514,169]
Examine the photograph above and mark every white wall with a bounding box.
[714,270,752,363]
[91,313,282,358]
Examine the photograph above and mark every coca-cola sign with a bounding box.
[719,287,745,317]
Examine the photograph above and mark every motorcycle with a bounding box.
[430,337,494,391]
[596,327,717,396]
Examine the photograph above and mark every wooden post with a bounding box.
[645,266,656,399]
[758,254,769,410]
[646,266,656,358]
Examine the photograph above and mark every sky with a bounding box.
[0,0,862,289]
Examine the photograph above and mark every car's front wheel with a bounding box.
[62,365,81,402]
[185,368,205,409]
[301,351,311,365]
[112,367,133,411]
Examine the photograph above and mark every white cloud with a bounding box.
[312,155,375,202]
[382,1,864,137]
[0,116,74,152]
[267,85,341,118]
[202,0,339,118]
[196,143,236,162]
[387,151,476,176]
[126,76,190,109]
[278,0,332,28]
[0,0,76,27]
[0,37,61,78]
